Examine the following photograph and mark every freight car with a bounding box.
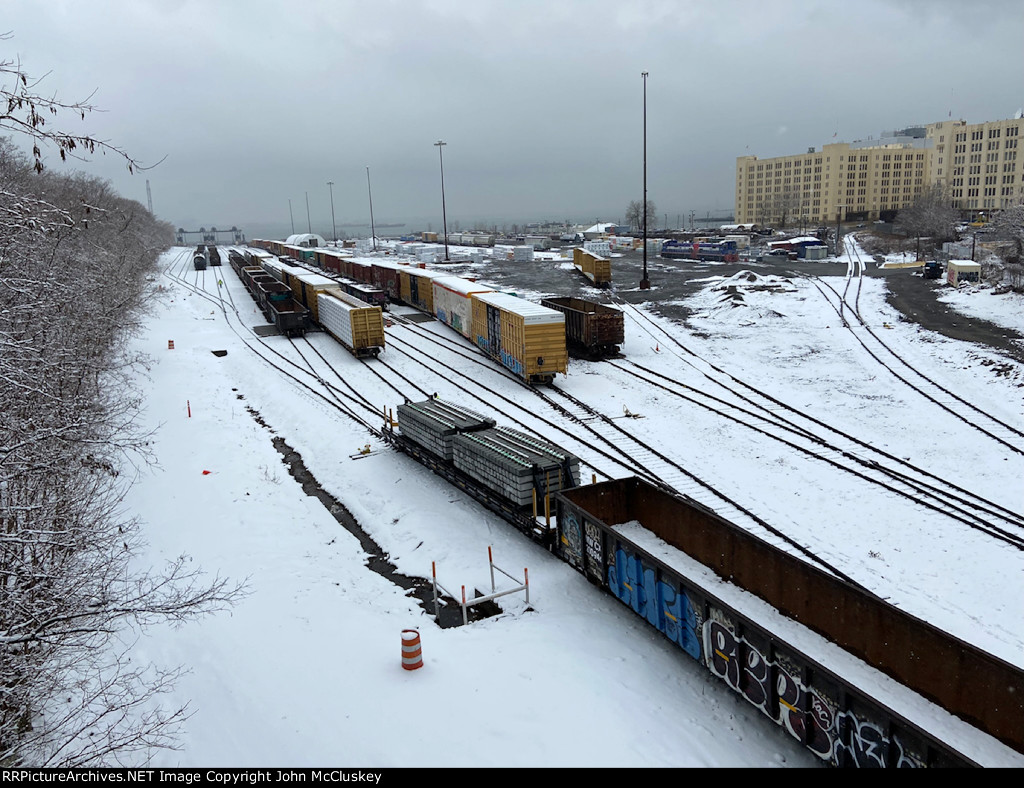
[661,239,739,262]
[266,297,309,337]
[432,276,494,339]
[208,245,222,266]
[555,477,1024,767]
[540,297,624,359]
[317,291,386,358]
[572,247,612,288]
[471,291,568,384]
[385,397,579,542]
[383,395,1019,767]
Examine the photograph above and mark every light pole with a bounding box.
[366,167,377,251]
[434,140,450,261]
[305,191,312,234]
[327,181,337,245]
[640,71,650,290]
[288,199,295,234]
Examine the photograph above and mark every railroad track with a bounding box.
[796,238,1024,454]
[607,287,1024,550]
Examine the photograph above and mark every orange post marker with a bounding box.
[168,340,175,350]
[187,400,191,418]
[401,629,423,671]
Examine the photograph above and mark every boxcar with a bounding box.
[290,270,346,324]
[432,276,495,340]
[399,267,446,315]
[471,291,568,384]
[540,296,624,359]
[317,291,385,358]
[572,247,612,288]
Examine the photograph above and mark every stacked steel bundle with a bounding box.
[396,399,494,461]
[452,426,580,507]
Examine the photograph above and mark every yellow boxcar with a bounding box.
[471,292,567,384]
[317,291,386,358]
[292,271,344,324]
[572,248,612,288]
[399,267,445,315]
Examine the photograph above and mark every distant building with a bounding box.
[583,222,618,240]
[286,232,327,248]
[735,115,1024,226]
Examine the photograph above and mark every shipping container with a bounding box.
[316,291,385,358]
[540,296,624,358]
[432,275,495,339]
[947,259,981,286]
[471,291,568,384]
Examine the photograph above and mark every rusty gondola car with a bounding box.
[540,296,624,359]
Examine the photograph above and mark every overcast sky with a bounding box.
[4,0,1022,236]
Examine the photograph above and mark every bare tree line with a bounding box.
[1,39,241,766]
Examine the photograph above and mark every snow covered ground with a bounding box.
[119,247,1024,767]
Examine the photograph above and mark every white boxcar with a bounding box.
[317,292,385,358]
[432,275,494,340]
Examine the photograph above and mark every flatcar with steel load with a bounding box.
[208,245,222,266]
[382,396,1022,768]
[540,296,624,359]
[385,397,579,541]
[471,291,568,384]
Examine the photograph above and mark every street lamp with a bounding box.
[640,71,651,290]
[366,167,377,252]
[305,191,312,234]
[288,199,295,235]
[327,181,337,245]
[434,140,450,261]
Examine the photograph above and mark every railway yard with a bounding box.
[132,241,1024,767]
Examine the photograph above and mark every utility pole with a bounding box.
[366,167,377,252]
[639,71,650,291]
[434,140,450,261]
[305,191,312,234]
[327,181,337,245]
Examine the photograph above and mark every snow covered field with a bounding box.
[120,247,1024,767]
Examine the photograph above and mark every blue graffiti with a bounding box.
[608,546,701,662]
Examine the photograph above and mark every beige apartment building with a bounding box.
[735,116,1023,227]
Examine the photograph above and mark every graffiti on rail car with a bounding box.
[704,614,839,761]
[608,546,704,662]
[835,711,926,768]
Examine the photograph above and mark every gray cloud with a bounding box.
[5,0,1021,236]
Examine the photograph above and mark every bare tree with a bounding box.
[894,184,958,259]
[625,199,657,234]
[0,32,161,175]
[0,40,239,765]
